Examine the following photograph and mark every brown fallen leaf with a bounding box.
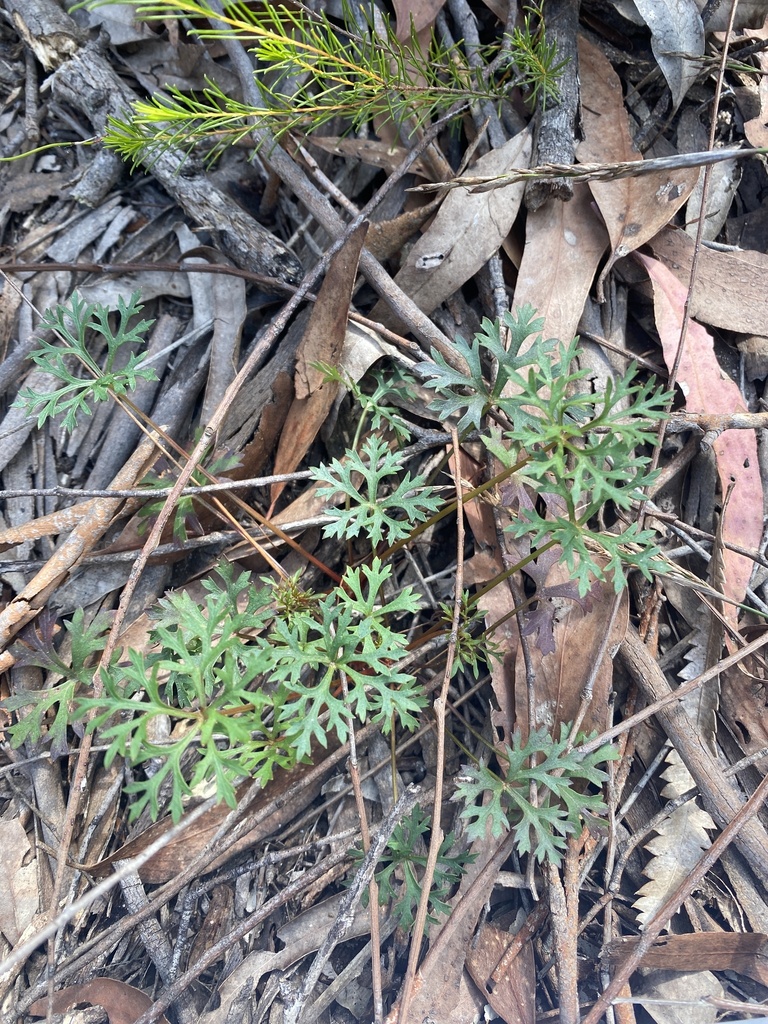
[393,0,447,38]
[269,221,368,511]
[455,446,518,746]
[511,181,608,348]
[306,136,433,178]
[87,749,337,884]
[720,642,768,765]
[514,559,629,739]
[29,979,169,1024]
[576,35,697,301]
[647,226,768,336]
[0,820,38,946]
[639,254,763,620]
[365,194,443,262]
[466,920,537,1024]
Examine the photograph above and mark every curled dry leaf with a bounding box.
[631,0,704,111]
[577,35,698,301]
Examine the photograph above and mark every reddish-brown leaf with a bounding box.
[639,253,762,618]
[29,980,169,1024]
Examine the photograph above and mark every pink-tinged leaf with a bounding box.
[638,254,761,616]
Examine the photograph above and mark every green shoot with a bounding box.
[82,0,565,160]
[350,805,475,930]
[312,435,442,548]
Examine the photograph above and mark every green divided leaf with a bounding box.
[313,435,441,547]
[14,291,157,431]
[455,725,619,865]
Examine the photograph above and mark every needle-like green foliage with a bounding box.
[82,0,565,161]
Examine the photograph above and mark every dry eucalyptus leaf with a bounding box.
[616,0,704,109]
[270,222,368,510]
[29,979,170,1024]
[647,227,768,335]
[577,35,698,301]
[376,128,532,325]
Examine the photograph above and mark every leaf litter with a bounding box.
[3,1,768,1022]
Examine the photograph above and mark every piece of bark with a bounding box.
[525,0,581,212]
[49,46,302,283]
[602,931,768,986]
[4,0,85,69]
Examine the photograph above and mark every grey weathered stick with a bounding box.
[116,867,197,1024]
[284,786,422,1024]
[412,145,764,192]
[47,49,303,283]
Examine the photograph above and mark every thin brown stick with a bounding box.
[397,426,465,1024]
[547,858,578,1024]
